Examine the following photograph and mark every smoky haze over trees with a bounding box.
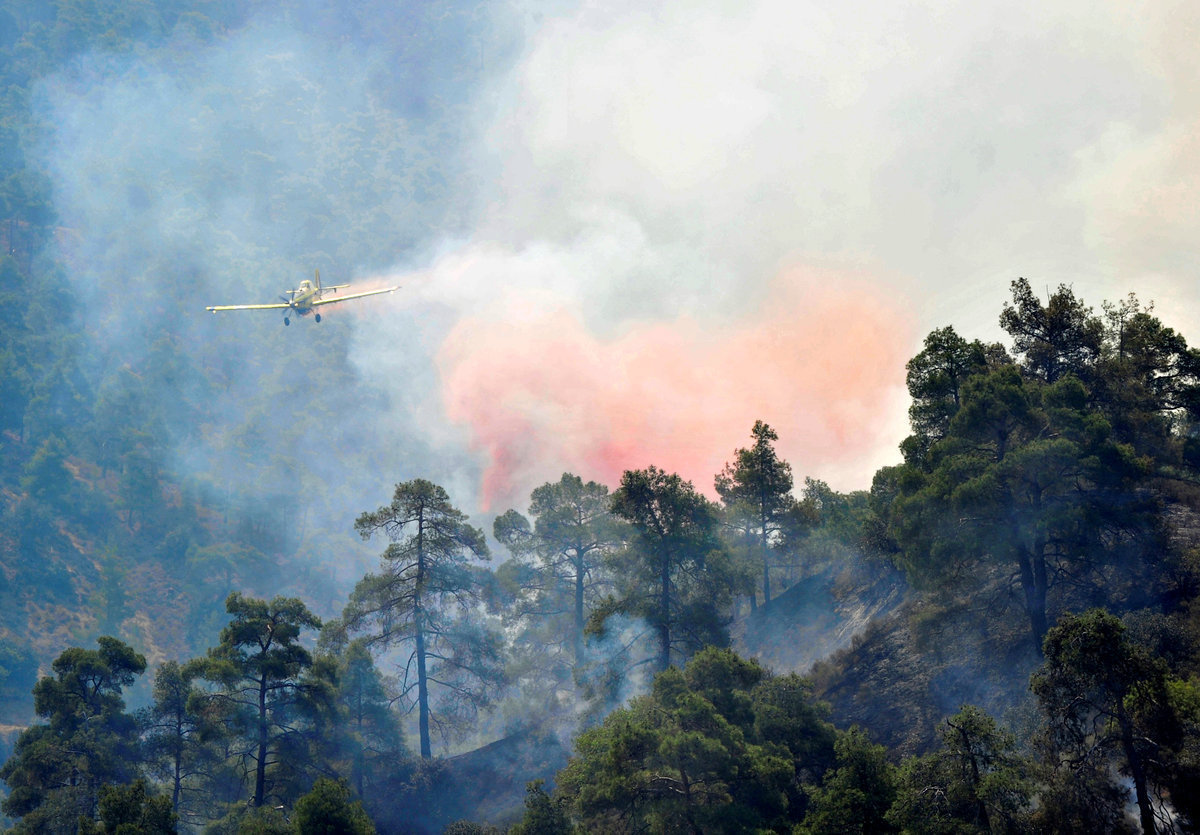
[6,2,1200,834]
[6,277,1200,832]
[0,0,518,714]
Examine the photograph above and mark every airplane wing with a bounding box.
[206,303,292,312]
[311,286,400,307]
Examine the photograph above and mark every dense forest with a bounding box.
[3,1,1200,833]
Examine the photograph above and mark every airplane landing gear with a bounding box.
[315,313,322,323]
[283,317,291,326]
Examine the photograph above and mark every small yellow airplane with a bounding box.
[206,270,399,326]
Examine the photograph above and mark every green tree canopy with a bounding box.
[1094,293,1200,464]
[0,636,146,830]
[999,277,1104,385]
[900,326,994,467]
[797,725,897,835]
[508,780,574,835]
[78,779,177,835]
[290,777,375,835]
[886,705,1032,834]
[889,364,1150,651]
[557,647,835,833]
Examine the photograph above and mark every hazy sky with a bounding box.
[357,0,1200,509]
[38,0,1200,517]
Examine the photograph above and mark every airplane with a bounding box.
[206,270,400,325]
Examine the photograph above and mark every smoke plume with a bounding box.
[435,266,911,508]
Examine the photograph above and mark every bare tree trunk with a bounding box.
[574,554,585,665]
[354,675,364,798]
[658,553,671,672]
[415,510,432,759]
[254,675,268,806]
[760,507,771,607]
[1120,712,1157,835]
[416,608,431,759]
[172,749,182,812]
[1016,544,1048,655]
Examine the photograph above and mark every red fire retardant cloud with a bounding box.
[438,268,914,509]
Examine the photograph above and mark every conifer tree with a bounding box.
[329,640,406,801]
[0,637,146,830]
[196,593,330,809]
[345,479,503,759]
[797,726,897,835]
[140,660,220,819]
[1032,609,1174,835]
[557,648,833,832]
[493,473,623,670]
[887,705,1032,833]
[77,779,177,835]
[609,467,738,672]
[291,778,376,835]
[716,420,795,609]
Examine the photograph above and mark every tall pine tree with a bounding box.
[345,479,503,759]
[716,421,795,609]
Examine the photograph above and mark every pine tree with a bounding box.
[715,420,795,609]
[345,479,503,759]
[195,593,330,808]
[609,467,739,672]
[0,637,146,830]
[493,473,623,679]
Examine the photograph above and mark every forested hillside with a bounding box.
[4,2,1200,834]
[0,0,502,712]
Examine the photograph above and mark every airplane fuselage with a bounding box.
[289,281,319,314]
[205,269,398,325]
